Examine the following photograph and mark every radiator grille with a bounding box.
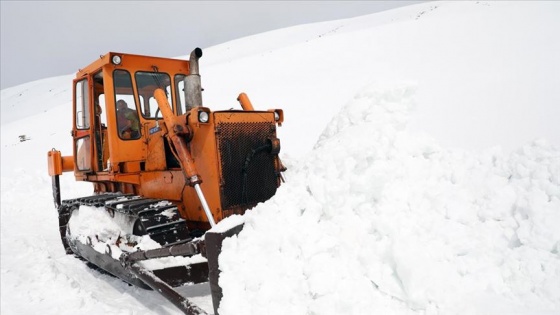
[217,122,278,210]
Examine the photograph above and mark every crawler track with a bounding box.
[58,193,191,249]
[57,192,208,289]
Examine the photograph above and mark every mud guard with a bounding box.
[205,223,245,315]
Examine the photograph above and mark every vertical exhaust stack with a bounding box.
[185,48,203,110]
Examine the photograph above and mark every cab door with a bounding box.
[92,71,109,172]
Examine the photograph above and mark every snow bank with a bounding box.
[218,83,560,315]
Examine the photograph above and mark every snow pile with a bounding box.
[218,83,560,315]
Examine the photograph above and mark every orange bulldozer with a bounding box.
[47,47,286,314]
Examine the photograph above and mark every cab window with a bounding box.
[175,74,186,115]
[135,72,172,119]
[113,70,141,140]
[75,79,90,130]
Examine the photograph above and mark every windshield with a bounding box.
[135,72,172,119]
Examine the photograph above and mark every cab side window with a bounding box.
[75,79,90,130]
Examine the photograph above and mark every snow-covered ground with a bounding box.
[1,1,559,315]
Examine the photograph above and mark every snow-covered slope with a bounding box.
[1,1,559,315]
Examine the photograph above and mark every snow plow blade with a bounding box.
[205,223,245,315]
[123,222,245,315]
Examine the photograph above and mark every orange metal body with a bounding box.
[49,51,284,230]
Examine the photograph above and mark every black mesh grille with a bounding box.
[217,122,278,210]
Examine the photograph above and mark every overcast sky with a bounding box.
[0,1,423,90]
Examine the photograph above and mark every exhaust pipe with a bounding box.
[185,48,203,110]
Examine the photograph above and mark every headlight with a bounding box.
[198,111,209,123]
[269,109,283,126]
[111,55,122,65]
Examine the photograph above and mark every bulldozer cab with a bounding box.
[72,53,189,178]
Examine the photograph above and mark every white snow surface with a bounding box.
[1,1,559,315]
